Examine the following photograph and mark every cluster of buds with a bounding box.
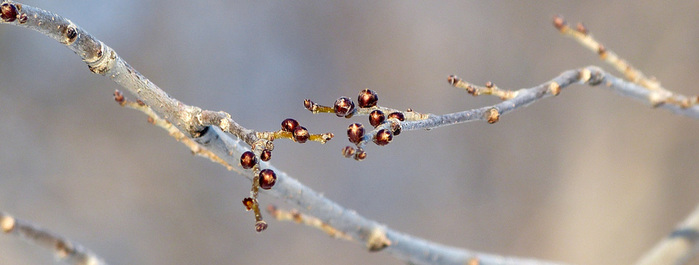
[305,88,419,161]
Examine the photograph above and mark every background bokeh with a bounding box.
[1,1,698,264]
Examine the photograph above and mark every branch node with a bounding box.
[575,22,588,35]
[255,220,268,232]
[87,45,116,75]
[468,257,481,265]
[0,2,18,22]
[548,82,561,96]
[1,214,15,233]
[485,108,500,124]
[365,227,391,252]
[579,68,592,84]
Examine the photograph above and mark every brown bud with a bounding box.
[552,15,566,31]
[242,197,254,211]
[369,109,385,127]
[292,126,309,143]
[357,89,379,108]
[260,149,272,162]
[303,99,314,111]
[18,13,26,24]
[390,122,402,136]
[255,221,268,232]
[1,3,18,22]
[373,129,393,146]
[576,22,588,35]
[281,118,299,132]
[485,81,494,88]
[447,75,460,86]
[597,44,607,56]
[347,123,365,144]
[486,108,500,124]
[355,148,367,161]
[259,169,277,190]
[342,146,356,158]
[64,27,78,44]
[333,96,355,117]
[388,112,405,121]
[240,151,257,169]
[113,90,125,105]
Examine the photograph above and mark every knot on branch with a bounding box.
[87,44,116,75]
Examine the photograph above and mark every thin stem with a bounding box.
[553,15,698,109]
[634,204,699,265]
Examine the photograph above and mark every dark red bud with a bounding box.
[292,126,309,143]
[333,97,355,117]
[259,169,277,190]
[369,109,385,127]
[373,129,393,146]
[347,123,365,144]
[281,118,299,132]
[388,112,405,121]
[240,151,257,169]
[357,89,378,108]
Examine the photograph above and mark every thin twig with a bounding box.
[1,212,107,265]
[634,204,699,265]
[553,15,698,109]
[113,90,234,171]
[267,205,354,241]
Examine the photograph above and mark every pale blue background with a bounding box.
[1,1,698,264]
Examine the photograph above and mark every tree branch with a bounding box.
[634,203,699,265]
[1,212,107,265]
[0,1,567,264]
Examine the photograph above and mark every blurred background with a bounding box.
[1,1,698,264]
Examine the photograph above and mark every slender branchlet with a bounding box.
[267,205,353,241]
[553,15,698,109]
[255,129,334,144]
[305,99,430,121]
[634,204,699,265]
[248,166,267,232]
[448,75,519,100]
[0,212,107,265]
[113,90,234,171]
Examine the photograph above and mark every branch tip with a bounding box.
[255,221,268,232]
[447,75,460,86]
[1,214,15,233]
[552,15,567,31]
[365,227,391,252]
[485,108,500,124]
[0,2,18,22]
[575,22,588,35]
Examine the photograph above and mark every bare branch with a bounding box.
[553,15,698,109]
[635,204,699,265]
[1,212,107,265]
[0,1,567,264]
[113,90,234,171]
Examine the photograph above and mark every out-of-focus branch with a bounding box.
[553,15,698,109]
[112,90,234,171]
[1,212,107,265]
[0,2,567,264]
[634,204,699,265]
